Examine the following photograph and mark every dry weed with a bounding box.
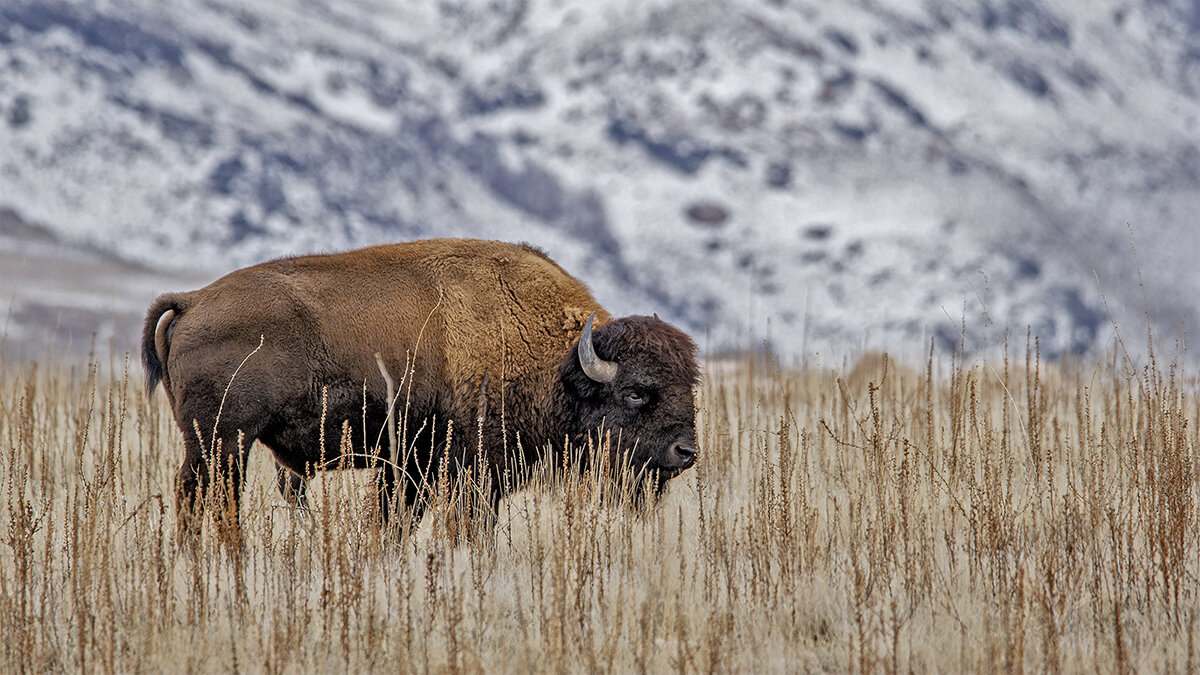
[1,341,1197,672]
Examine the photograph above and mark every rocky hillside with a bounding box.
[1,0,1197,359]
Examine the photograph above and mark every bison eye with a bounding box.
[624,391,648,409]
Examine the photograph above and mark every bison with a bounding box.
[141,238,700,539]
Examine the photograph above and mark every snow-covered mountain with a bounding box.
[1,0,1198,361]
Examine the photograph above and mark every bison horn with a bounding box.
[579,312,618,384]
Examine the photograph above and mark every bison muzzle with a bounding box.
[141,239,700,541]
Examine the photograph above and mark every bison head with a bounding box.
[560,313,700,494]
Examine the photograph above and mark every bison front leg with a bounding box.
[375,466,399,527]
[376,459,431,535]
[430,458,504,546]
[275,462,308,508]
[459,478,503,546]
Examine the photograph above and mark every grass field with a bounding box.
[1,339,1197,673]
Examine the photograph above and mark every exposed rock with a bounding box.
[684,201,730,227]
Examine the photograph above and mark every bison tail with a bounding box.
[141,293,188,399]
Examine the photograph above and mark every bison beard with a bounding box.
[141,239,700,544]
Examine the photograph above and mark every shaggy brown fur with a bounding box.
[142,239,699,539]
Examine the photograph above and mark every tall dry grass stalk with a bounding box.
[1,341,1198,672]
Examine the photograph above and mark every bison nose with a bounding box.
[671,442,699,466]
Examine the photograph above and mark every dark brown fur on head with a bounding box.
[559,315,700,491]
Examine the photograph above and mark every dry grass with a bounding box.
[1,340,1198,673]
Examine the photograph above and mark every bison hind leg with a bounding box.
[175,426,257,550]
